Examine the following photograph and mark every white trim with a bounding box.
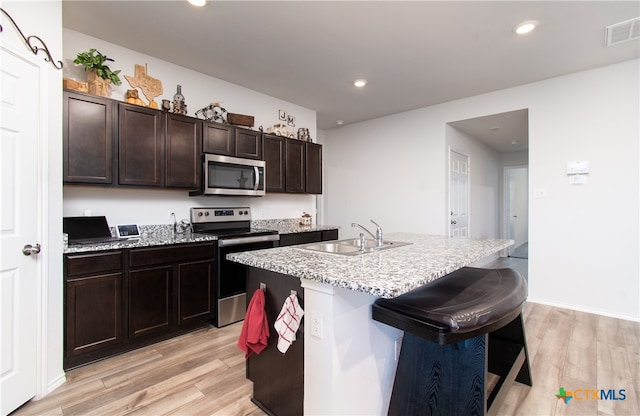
[526,299,640,323]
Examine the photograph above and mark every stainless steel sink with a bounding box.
[299,239,412,256]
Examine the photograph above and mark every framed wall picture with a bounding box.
[279,109,287,121]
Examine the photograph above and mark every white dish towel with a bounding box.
[274,293,305,353]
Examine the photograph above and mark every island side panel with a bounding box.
[246,267,304,416]
[301,279,403,415]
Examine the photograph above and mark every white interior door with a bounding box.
[1,46,41,415]
[449,150,469,237]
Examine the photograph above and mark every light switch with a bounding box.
[533,189,546,198]
[567,161,590,174]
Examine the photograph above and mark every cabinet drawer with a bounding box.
[65,251,123,278]
[279,231,322,247]
[321,229,339,241]
[129,243,214,268]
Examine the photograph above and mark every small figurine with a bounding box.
[125,89,146,107]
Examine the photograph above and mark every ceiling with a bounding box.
[62,1,638,151]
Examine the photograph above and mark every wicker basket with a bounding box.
[227,113,254,127]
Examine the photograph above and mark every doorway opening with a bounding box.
[505,166,528,259]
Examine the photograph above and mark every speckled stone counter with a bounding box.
[252,218,339,235]
[63,221,340,254]
[62,225,218,254]
[227,232,513,298]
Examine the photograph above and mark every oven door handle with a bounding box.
[218,234,279,247]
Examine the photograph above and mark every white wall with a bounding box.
[323,60,639,321]
[62,29,318,224]
[3,0,65,397]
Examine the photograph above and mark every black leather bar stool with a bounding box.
[372,267,532,416]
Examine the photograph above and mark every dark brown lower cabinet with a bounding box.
[278,228,339,247]
[178,260,214,325]
[65,272,123,356]
[64,243,215,369]
[129,266,174,339]
[246,268,304,416]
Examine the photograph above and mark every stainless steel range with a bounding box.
[191,207,279,327]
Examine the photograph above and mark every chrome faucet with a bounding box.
[351,220,384,247]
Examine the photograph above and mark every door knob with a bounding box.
[451,220,457,225]
[22,243,41,256]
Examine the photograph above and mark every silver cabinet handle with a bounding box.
[450,220,457,225]
[22,243,41,256]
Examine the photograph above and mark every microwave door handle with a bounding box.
[254,166,259,190]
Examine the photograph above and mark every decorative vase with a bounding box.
[172,85,187,114]
[86,68,110,97]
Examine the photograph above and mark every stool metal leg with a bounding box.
[388,333,487,416]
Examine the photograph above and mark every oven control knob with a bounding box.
[205,212,210,216]
[197,212,203,217]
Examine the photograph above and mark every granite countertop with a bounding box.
[63,220,340,254]
[63,226,219,254]
[227,233,513,298]
[252,218,339,235]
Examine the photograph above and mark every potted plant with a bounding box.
[73,48,122,96]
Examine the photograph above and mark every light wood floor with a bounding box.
[12,283,639,415]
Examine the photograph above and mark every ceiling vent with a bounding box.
[605,17,640,46]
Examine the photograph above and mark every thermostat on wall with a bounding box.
[116,224,141,238]
[566,160,590,175]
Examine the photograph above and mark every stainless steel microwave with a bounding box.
[202,154,265,196]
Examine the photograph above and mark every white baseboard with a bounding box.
[526,297,640,323]
[37,372,66,400]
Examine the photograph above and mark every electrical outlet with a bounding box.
[310,311,323,339]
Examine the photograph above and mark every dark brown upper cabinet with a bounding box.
[305,142,323,194]
[234,127,262,159]
[262,134,323,194]
[203,122,233,155]
[263,134,286,193]
[118,103,164,187]
[63,91,114,185]
[165,113,202,189]
[285,139,305,193]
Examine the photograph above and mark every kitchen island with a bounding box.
[228,233,513,415]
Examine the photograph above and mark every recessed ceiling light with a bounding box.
[489,126,501,131]
[188,0,206,6]
[514,20,538,35]
[353,79,367,88]
[336,120,344,126]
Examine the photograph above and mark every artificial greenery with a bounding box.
[73,48,122,85]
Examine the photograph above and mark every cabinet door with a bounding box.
[178,260,214,326]
[165,113,202,189]
[118,103,163,186]
[203,122,233,155]
[263,134,285,193]
[65,272,123,357]
[285,139,305,193]
[235,128,262,159]
[63,91,114,184]
[305,142,322,194]
[129,266,174,339]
